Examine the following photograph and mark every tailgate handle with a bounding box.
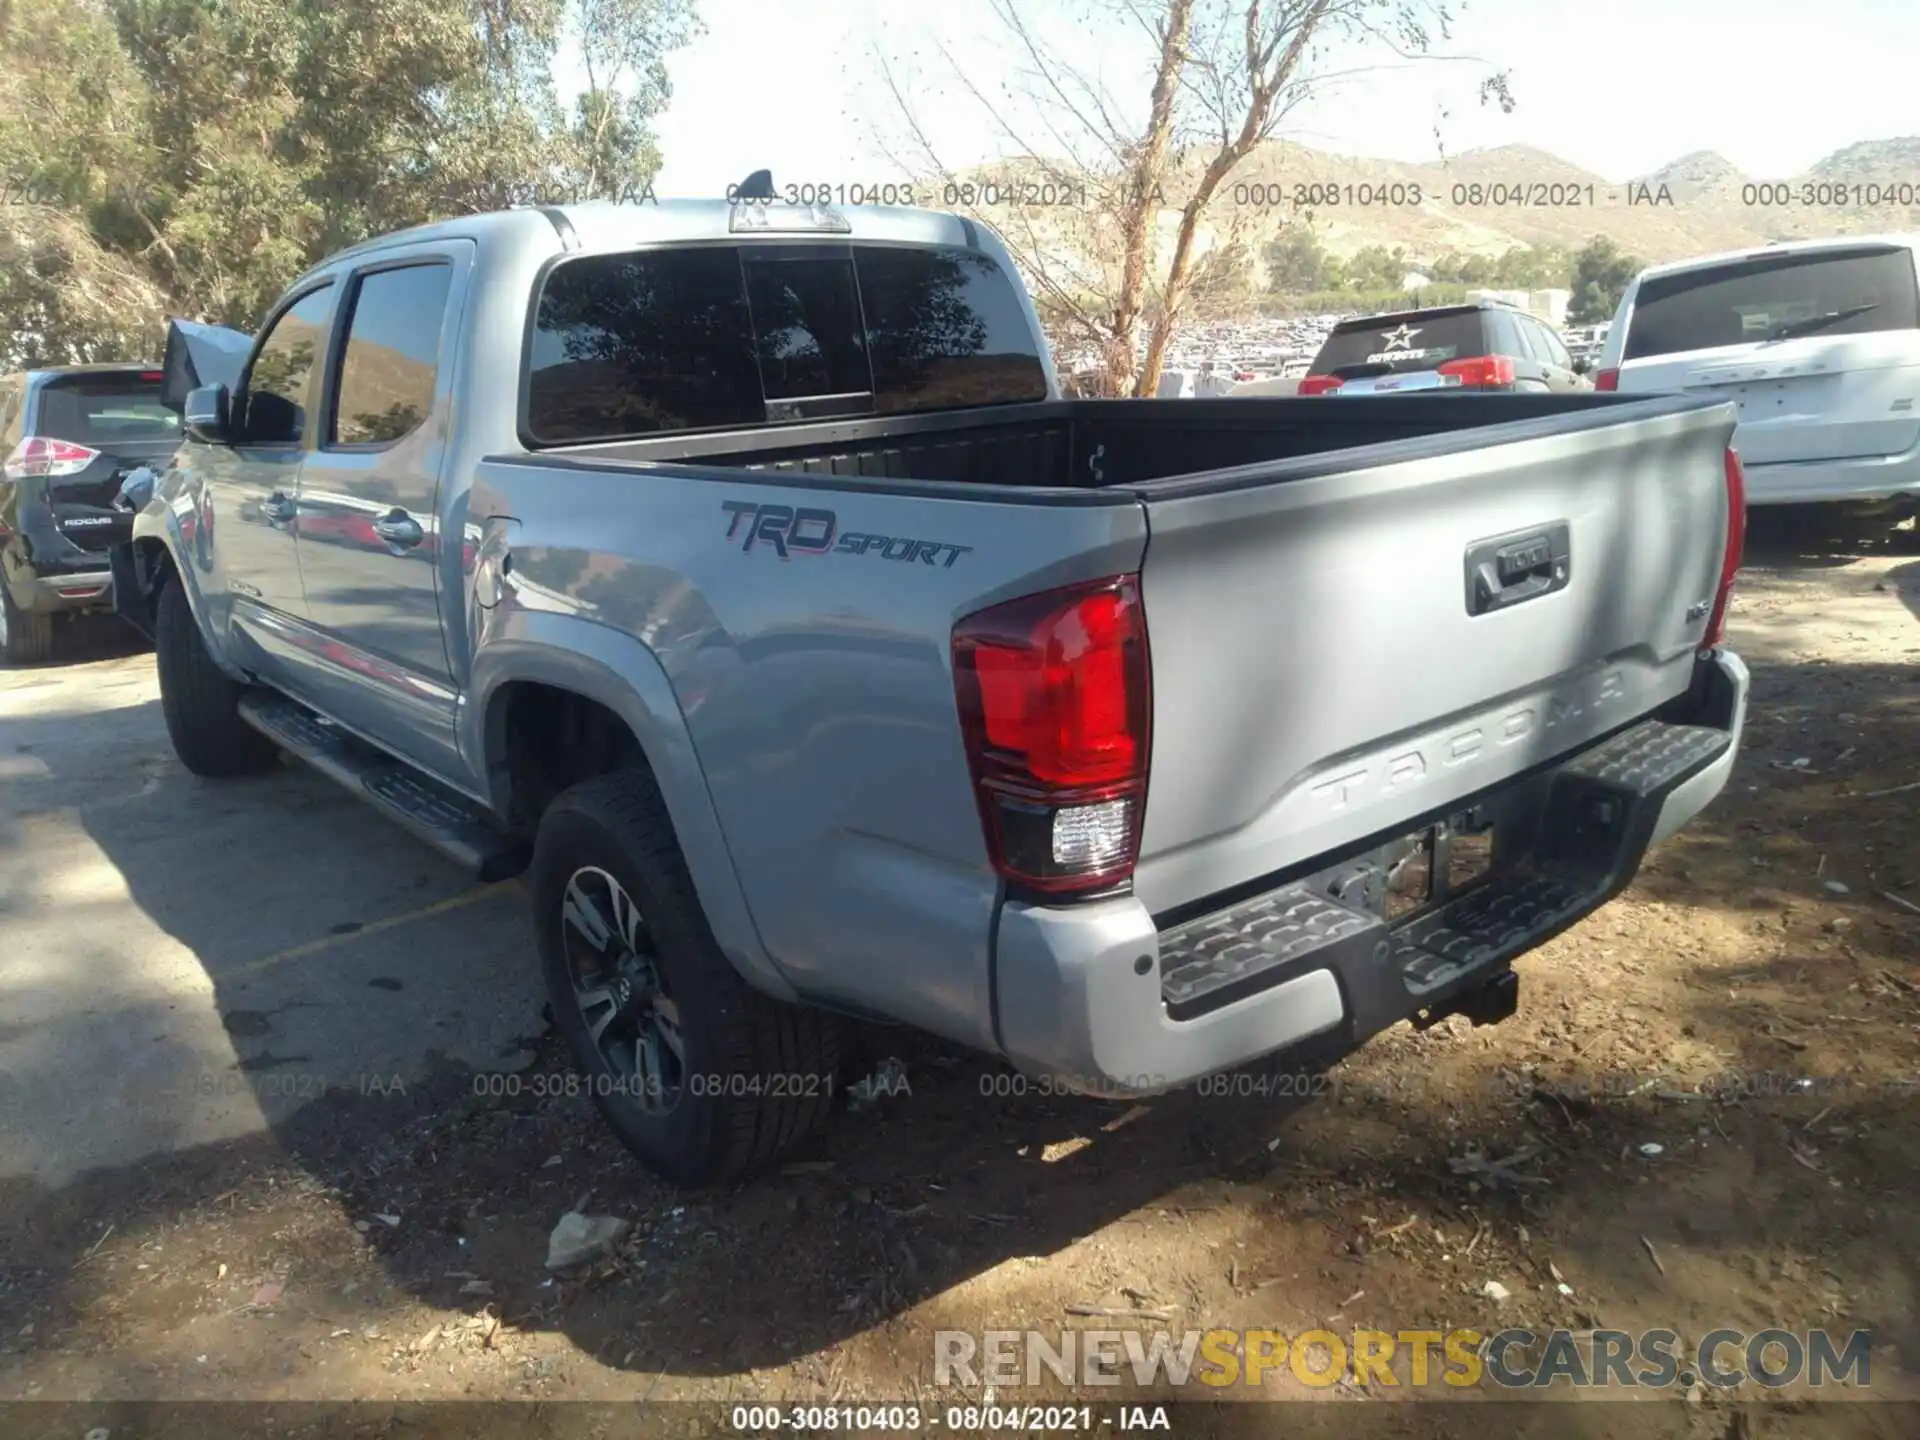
[1466,522,1570,617]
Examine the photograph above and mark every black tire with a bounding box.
[531,769,841,1185]
[154,579,278,777]
[0,584,54,666]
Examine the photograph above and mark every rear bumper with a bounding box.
[3,567,114,614]
[992,648,1748,1095]
[1743,448,1920,507]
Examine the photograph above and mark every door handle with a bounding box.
[262,491,297,524]
[371,509,425,548]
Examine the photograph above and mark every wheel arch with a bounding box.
[466,616,793,1002]
[123,511,250,682]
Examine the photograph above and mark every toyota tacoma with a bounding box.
[113,194,1750,1184]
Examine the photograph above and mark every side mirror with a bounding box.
[184,384,232,444]
[1571,356,1592,376]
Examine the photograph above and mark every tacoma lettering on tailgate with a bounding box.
[1309,668,1630,813]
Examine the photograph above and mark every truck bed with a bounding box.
[545,392,1720,497]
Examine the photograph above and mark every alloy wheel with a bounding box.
[559,865,684,1115]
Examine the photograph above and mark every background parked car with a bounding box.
[0,364,174,664]
[1596,234,1920,533]
[1296,300,1594,396]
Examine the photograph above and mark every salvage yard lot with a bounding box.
[2,534,1919,1436]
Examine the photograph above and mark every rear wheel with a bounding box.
[154,579,278,776]
[530,769,841,1185]
[0,584,54,666]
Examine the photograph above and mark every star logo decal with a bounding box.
[1379,324,1422,352]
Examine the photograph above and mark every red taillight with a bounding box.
[1436,355,1518,388]
[1703,447,1747,649]
[953,576,1151,895]
[140,370,165,382]
[1594,367,1621,392]
[4,436,100,480]
[1298,375,1344,396]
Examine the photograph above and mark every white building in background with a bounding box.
[1529,288,1572,326]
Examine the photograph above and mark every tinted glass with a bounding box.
[858,246,1048,412]
[526,242,1049,443]
[528,248,761,442]
[333,264,452,446]
[245,285,334,444]
[33,379,180,446]
[1624,246,1920,361]
[1307,310,1486,376]
[742,254,870,400]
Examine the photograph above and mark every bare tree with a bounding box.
[872,0,1511,397]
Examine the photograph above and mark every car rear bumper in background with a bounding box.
[991,648,1748,1096]
[4,567,114,614]
[1742,446,1920,507]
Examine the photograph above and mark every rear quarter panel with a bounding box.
[466,457,1147,1050]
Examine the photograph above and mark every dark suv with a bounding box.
[1,365,177,664]
[1299,301,1592,396]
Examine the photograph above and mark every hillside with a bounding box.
[1201,135,1920,264]
[962,135,1920,278]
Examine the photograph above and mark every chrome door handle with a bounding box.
[371,510,424,548]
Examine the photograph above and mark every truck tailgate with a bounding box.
[1127,397,1739,915]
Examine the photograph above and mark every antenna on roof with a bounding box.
[734,169,774,201]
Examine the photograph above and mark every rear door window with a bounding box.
[1623,246,1920,361]
[526,242,1047,444]
[1307,310,1485,377]
[330,262,453,447]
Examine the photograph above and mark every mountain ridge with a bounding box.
[1210,135,1920,264]
[965,136,1920,273]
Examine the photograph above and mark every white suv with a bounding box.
[1597,235,1920,521]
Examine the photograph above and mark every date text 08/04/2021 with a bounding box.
[470,1070,866,1102]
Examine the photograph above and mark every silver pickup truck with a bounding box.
[113,196,1750,1184]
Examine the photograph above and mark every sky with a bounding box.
[607,0,1920,197]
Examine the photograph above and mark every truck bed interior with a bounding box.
[545,393,1701,497]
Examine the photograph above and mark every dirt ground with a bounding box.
[3,528,1919,1437]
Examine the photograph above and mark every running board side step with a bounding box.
[238,694,529,882]
[1157,718,1732,1027]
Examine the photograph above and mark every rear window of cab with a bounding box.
[525,242,1049,443]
